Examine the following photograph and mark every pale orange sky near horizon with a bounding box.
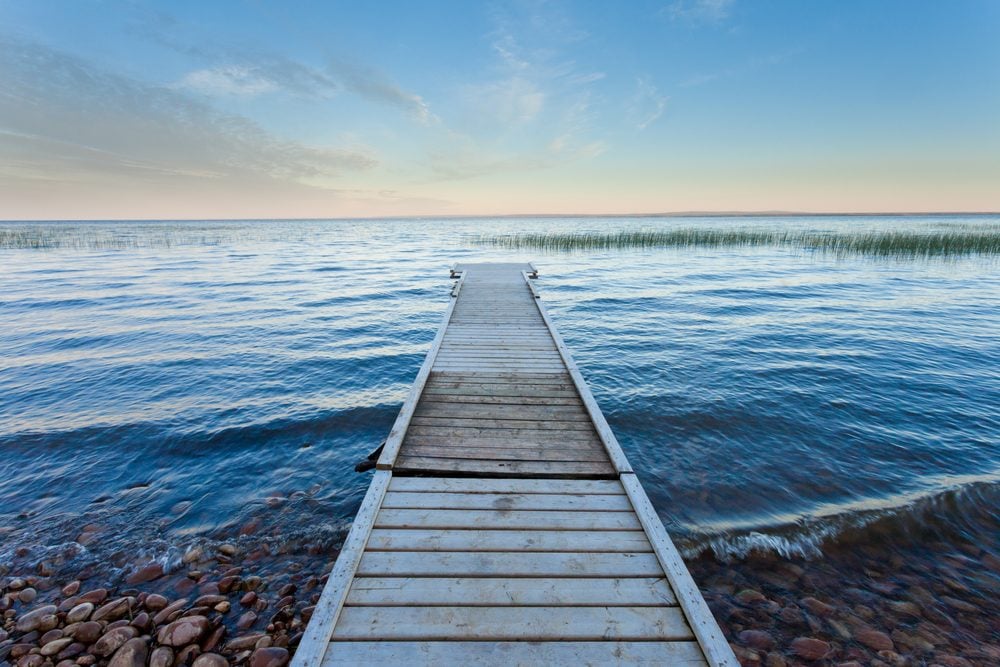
[2,2,998,220]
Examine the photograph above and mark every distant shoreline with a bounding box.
[2,211,999,223]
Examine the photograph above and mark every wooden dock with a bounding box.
[293,263,736,666]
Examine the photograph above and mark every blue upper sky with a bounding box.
[1,0,998,218]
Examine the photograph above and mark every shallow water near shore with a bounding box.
[2,216,999,664]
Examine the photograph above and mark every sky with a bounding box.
[1,0,998,219]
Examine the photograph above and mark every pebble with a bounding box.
[61,581,81,597]
[237,611,258,630]
[148,646,174,667]
[66,602,94,624]
[39,638,73,657]
[70,622,103,644]
[193,653,228,667]
[76,589,108,605]
[144,593,168,611]
[790,637,831,661]
[856,627,894,651]
[92,626,139,657]
[17,588,37,604]
[107,638,148,667]
[739,629,775,650]
[156,615,211,647]
[125,562,163,585]
[249,647,289,667]
[15,605,58,633]
[182,546,203,564]
[800,596,835,616]
[91,597,132,622]
[240,592,258,607]
[218,544,237,557]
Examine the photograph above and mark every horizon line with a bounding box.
[3,210,1000,223]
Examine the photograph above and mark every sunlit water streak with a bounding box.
[1,216,998,580]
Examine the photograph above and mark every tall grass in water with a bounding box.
[0,224,257,250]
[479,227,1000,258]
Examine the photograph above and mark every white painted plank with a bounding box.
[381,491,633,511]
[365,529,652,553]
[374,508,640,530]
[323,640,707,666]
[332,605,692,641]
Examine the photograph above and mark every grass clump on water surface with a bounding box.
[0,224,257,250]
[479,226,1000,259]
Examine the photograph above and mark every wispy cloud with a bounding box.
[177,65,279,96]
[664,0,735,23]
[629,78,669,130]
[0,37,375,189]
[328,58,435,124]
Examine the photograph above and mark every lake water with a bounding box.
[2,216,998,662]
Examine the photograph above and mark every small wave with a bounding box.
[680,476,1000,562]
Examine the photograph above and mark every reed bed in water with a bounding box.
[478,227,1000,258]
[0,224,256,250]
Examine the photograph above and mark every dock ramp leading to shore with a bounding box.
[293,263,737,666]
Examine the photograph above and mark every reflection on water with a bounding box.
[1,216,998,661]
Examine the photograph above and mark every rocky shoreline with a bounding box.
[4,521,999,667]
[688,530,1000,666]
[1,541,333,667]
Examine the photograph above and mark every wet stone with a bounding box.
[144,594,168,611]
[790,637,831,661]
[65,603,94,624]
[249,647,289,667]
[92,626,139,657]
[70,622,102,644]
[856,628,894,652]
[192,653,228,667]
[107,637,148,667]
[148,646,174,667]
[156,615,210,647]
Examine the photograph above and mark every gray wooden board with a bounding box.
[364,529,653,553]
[415,394,582,405]
[345,576,674,605]
[412,403,590,420]
[332,605,692,641]
[322,641,707,666]
[404,425,602,442]
[401,437,602,451]
[408,416,596,430]
[388,477,624,494]
[393,457,615,477]
[380,491,632,511]
[400,445,608,462]
[374,508,640,530]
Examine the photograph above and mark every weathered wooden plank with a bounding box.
[408,416,595,430]
[400,445,608,462]
[402,435,602,450]
[365,529,653,553]
[393,457,614,477]
[421,384,580,397]
[374,508,639,530]
[322,640,707,666]
[429,371,572,381]
[413,402,590,420]
[387,477,624,494]
[381,491,632,511]
[290,470,390,667]
[346,575,674,605]
[622,474,739,666]
[416,394,582,406]
[404,426,601,443]
[332,605,692,641]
